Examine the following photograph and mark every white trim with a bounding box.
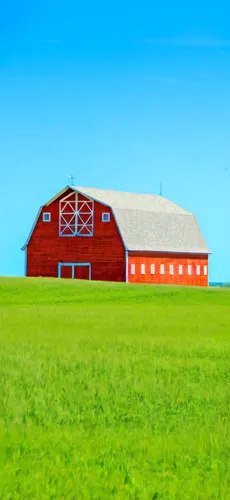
[59,192,94,236]
[160,264,165,275]
[141,264,145,275]
[126,250,129,282]
[46,186,70,206]
[58,262,91,280]
[150,264,155,275]
[43,212,51,222]
[178,264,183,275]
[102,212,110,222]
[131,263,135,275]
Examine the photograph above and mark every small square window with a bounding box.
[188,265,192,275]
[204,265,208,276]
[131,264,135,275]
[169,264,174,275]
[196,265,200,276]
[160,264,165,275]
[102,213,110,222]
[141,264,145,275]
[150,264,155,275]
[179,265,183,275]
[43,212,51,222]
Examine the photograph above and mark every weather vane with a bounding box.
[68,174,75,186]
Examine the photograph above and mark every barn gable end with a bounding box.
[25,187,126,282]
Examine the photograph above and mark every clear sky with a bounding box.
[1,0,230,281]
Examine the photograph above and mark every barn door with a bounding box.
[60,265,73,279]
[58,263,91,280]
[74,265,90,280]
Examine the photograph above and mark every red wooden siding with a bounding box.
[60,266,72,279]
[26,187,209,287]
[128,252,209,287]
[27,188,126,282]
[74,266,90,280]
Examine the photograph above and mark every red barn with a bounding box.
[22,185,210,286]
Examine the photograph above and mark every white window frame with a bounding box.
[43,212,51,222]
[204,265,208,276]
[131,264,135,275]
[179,265,183,275]
[169,264,174,275]
[150,264,155,275]
[188,265,192,276]
[102,212,110,222]
[196,265,200,276]
[141,264,145,275]
[160,264,165,275]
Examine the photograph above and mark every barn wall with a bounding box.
[27,189,126,282]
[128,252,209,287]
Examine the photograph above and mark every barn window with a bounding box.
[204,265,208,276]
[141,264,145,275]
[59,192,94,236]
[169,264,174,275]
[131,264,135,275]
[196,265,200,275]
[150,264,155,274]
[43,212,51,222]
[188,265,192,275]
[160,264,165,275]
[179,265,183,275]
[102,213,110,222]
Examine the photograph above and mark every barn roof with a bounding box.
[22,185,210,254]
[72,186,210,254]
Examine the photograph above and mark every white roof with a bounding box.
[73,186,210,254]
[75,186,189,214]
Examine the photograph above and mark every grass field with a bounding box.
[0,278,229,499]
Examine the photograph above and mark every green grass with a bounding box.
[0,278,229,499]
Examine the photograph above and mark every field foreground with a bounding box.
[0,278,229,499]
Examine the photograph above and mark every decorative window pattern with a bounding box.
[102,213,110,222]
[204,265,208,276]
[169,264,174,275]
[141,264,145,275]
[188,265,192,275]
[179,265,183,275]
[196,265,201,275]
[43,212,51,222]
[160,264,165,275]
[59,192,94,236]
[131,264,135,275]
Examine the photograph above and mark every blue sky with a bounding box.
[1,0,230,281]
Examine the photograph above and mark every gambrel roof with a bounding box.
[73,186,210,254]
[22,185,210,254]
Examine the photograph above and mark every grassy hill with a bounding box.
[0,278,229,499]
